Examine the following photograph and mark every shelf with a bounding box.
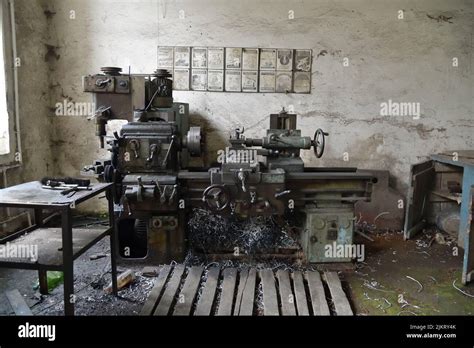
[431,190,462,204]
[0,227,110,268]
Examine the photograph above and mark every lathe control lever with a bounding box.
[129,139,140,159]
[147,144,158,163]
[237,169,247,192]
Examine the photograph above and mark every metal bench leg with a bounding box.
[62,207,75,316]
[38,269,48,295]
[108,189,118,295]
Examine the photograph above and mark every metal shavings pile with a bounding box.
[183,250,309,272]
[255,282,264,316]
[191,268,209,313]
[187,209,299,254]
[33,268,154,316]
[212,276,224,315]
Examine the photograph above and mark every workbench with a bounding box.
[0,181,118,315]
[404,150,474,284]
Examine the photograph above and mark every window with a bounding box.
[0,0,17,164]
[0,1,9,155]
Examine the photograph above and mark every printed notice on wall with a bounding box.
[225,70,242,91]
[242,71,258,92]
[259,71,276,92]
[293,72,311,93]
[277,49,293,71]
[173,69,190,90]
[191,69,208,91]
[157,46,174,68]
[242,48,259,70]
[192,47,208,69]
[174,47,191,68]
[294,50,312,72]
[276,71,292,92]
[208,48,224,70]
[208,70,224,91]
[260,49,277,70]
[225,48,242,69]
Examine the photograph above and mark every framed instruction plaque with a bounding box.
[157,46,174,68]
[208,70,224,91]
[174,47,191,68]
[225,47,242,69]
[276,49,293,71]
[192,47,208,69]
[259,71,276,92]
[260,48,277,70]
[208,47,224,69]
[242,71,258,92]
[225,70,242,92]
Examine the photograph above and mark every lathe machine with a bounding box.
[82,67,374,263]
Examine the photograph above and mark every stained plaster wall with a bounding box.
[12,0,474,212]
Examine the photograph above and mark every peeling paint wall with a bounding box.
[13,0,474,211]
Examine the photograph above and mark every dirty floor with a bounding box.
[0,229,473,316]
[346,230,474,315]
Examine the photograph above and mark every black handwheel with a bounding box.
[313,129,329,158]
[202,185,230,212]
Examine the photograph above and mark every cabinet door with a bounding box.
[404,160,435,240]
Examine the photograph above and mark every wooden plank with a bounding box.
[276,270,296,316]
[237,268,256,316]
[153,265,185,316]
[140,265,170,315]
[173,266,204,316]
[233,268,248,315]
[194,267,220,316]
[293,271,309,316]
[5,289,33,316]
[217,268,237,316]
[306,271,330,316]
[260,269,279,316]
[324,272,353,316]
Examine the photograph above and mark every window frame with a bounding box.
[0,0,19,167]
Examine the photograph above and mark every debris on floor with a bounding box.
[1,225,473,316]
[104,269,135,294]
[346,229,474,316]
[141,267,159,278]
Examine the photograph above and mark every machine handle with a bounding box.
[313,129,329,158]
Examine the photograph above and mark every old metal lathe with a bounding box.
[82,67,375,264]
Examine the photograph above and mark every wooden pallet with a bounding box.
[140,264,353,316]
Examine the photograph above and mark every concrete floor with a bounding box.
[345,231,474,315]
[0,238,150,316]
[0,229,473,316]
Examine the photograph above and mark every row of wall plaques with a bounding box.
[157,46,312,93]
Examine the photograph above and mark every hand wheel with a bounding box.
[202,185,230,212]
[313,129,329,158]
